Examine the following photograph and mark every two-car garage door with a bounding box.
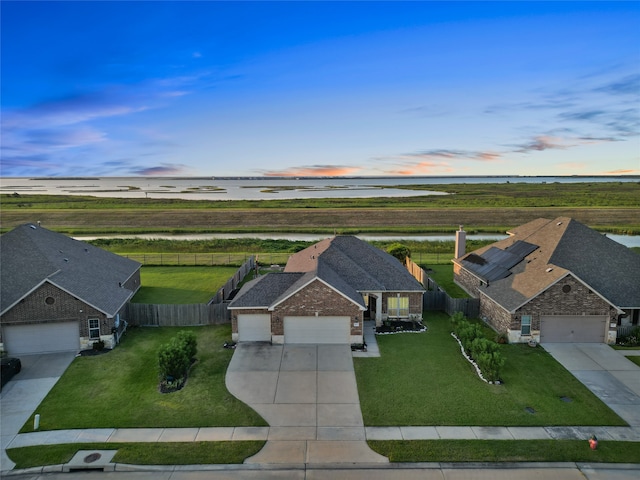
[540,315,608,343]
[236,314,351,344]
[2,322,80,355]
[284,316,350,344]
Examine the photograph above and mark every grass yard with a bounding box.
[354,311,626,427]
[132,266,238,303]
[20,325,266,432]
[368,440,640,463]
[421,263,469,298]
[627,356,640,367]
[7,442,265,469]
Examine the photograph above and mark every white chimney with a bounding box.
[455,225,466,258]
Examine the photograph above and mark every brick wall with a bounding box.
[273,279,363,336]
[453,265,482,297]
[478,293,511,333]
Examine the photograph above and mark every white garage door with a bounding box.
[540,315,608,343]
[3,322,80,355]
[237,314,271,342]
[284,316,350,344]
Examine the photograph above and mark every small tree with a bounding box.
[158,337,191,380]
[387,243,411,264]
[177,330,197,361]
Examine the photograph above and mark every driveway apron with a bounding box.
[225,343,388,464]
[1,352,76,471]
[543,343,640,426]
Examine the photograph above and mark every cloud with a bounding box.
[515,135,568,152]
[595,73,640,96]
[383,161,455,176]
[261,165,362,177]
[131,163,191,176]
[602,168,640,175]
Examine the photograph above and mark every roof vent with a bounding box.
[29,224,37,229]
[557,222,562,226]
[546,267,553,272]
[64,258,69,262]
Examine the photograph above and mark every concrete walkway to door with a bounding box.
[543,343,640,426]
[225,343,388,465]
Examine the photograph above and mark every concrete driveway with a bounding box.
[225,343,388,464]
[543,343,640,426]
[1,352,76,470]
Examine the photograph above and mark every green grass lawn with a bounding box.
[20,325,266,432]
[368,440,640,463]
[354,311,626,426]
[421,263,469,298]
[626,356,640,367]
[132,266,238,303]
[7,442,265,469]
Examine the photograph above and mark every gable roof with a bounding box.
[230,235,424,310]
[1,224,141,316]
[454,217,640,311]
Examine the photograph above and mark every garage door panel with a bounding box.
[3,322,80,355]
[284,316,350,344]
[237,314,271,342]
[540,315,607,343]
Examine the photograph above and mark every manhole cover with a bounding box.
[84,453,102,464]
[525,406,536,414]
[560,396,573,403]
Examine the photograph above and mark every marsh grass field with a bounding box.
[1,182,639,235]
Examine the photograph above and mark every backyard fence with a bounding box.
[405,257,479,318]
[125,257,256,327]
[121,252,289,266]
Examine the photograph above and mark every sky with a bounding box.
[1,1,639,178]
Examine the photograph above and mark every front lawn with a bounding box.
[627,356,640,367]
[21,325,266,431]
[132,266,238,304]
[354,312,626,426]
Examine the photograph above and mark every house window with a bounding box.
[521,315,532,336]
[388,296,409,317]
[88,318,100,339]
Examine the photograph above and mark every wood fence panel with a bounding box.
[125,303,230,327]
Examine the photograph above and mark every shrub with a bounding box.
[387,243,411,264]
[176,330,197,361]
[158,337,191,380]
[92,339,105,351]
[451,313,505,382]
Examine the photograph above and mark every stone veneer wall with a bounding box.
[453,264,482,298]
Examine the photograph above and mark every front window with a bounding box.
[521,315,532,336]
[387,296,409,317]
[88,318,100,339]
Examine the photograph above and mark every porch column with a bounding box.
[375,292,384,326]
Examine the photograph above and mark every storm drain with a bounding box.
[64,450,117,472]
[525,407,536,414]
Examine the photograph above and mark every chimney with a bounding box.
[455,225,466,259]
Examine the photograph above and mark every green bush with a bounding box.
[177,330,197,361]
[451,312,505,382]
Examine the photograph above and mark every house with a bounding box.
[0,224,141,355]
[229,235,425,344]
[453,217,640,344]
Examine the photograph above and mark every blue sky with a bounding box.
[1,1,639,177]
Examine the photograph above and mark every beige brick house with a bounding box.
[453,218,640,344]
[1,224,141,355]
[229,236,425,344]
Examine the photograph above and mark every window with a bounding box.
[521,315,532,336]
[88,318,100,339]
[387,296,409,317]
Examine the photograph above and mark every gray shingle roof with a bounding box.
[456,217,640,311]
[1,224,141,316]
[229,235,423,310]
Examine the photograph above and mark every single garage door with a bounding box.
[237,314,271,342]
[3,322,80,355]
[540,315,608,343]
[284,316,350,344]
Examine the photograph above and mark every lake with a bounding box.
[1,175,637,201]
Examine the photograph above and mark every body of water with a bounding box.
[75,232,640,248]
[1,175,637,201]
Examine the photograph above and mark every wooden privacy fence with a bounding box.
[125,257,256,327]
[405,257,479,318]
[208,256,255,305]
[125,303,229,327]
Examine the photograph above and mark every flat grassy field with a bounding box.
[20,325,266,431]
[354,312,626,427]
[2,182,638,234]
[131,266,238,303]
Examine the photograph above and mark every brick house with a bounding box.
[1,224,141,355]
[229,236,425,344]
[453,218,640,344]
